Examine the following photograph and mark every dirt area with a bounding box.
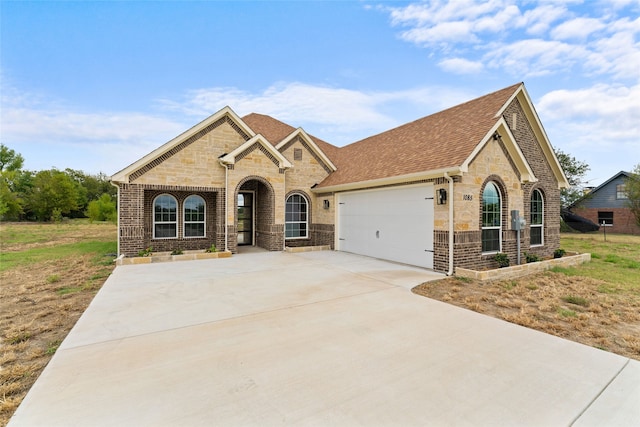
[413,272,640,361]
[0,222,116,426]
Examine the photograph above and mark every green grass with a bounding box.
[557,307,577,318]
[558,233,640,292]
[0,240,116,272]
[562,295,589,307]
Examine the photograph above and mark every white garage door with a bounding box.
[337,184,434,269]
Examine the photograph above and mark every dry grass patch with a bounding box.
[413,233,640,361]
[0,221,116,426]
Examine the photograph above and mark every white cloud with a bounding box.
[382,1,639,81]
[484,38,587,77]
[2,108,184,144]
[538,83,640,146]
[0,83,188,173]
[550,17,606,40]
[159,82,477,144]
[519,4,569,35]
[160,82,396,135]
[438,57,485,74]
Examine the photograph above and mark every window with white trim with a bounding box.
[153,194,177,239]
[598,211,613,225]
[530,189,544,246]
[184,195,205,238]
[616,184,627,199]
[482,182,501,253]
[285,193,308,239]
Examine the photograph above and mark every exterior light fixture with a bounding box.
[437,188,447,205]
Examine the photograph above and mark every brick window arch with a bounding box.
[530,189,544,246]
[153,194,177,239]
[184,195,206,238]
[285,193,309,239]
[481,181,502,253]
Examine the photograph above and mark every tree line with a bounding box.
[0,144,117,222]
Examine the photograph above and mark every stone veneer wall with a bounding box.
[432,98,562,272]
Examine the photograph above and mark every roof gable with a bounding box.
[463,119,537,184]
[242,113,340,164]
[275,129,337,172]
[219,135,292,169]
[111,106,254,183]
[569,171,631,208]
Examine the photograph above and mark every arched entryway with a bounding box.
[234,177,281,252]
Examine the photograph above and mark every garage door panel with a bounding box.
[337,184,434,269]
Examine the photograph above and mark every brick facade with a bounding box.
[431,99,562,271]
[114,89,564,273]
[572,207,640,235]
[116,118,333,257]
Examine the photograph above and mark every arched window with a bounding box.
[482,182,501,253]
[184,195,206,238]
[530,189,544,246]
[153,194,177,239]
[285,193,308,239]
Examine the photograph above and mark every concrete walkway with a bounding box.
[9,251,640,426]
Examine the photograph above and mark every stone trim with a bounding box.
[456,253,590,281]
[236,143,281,167]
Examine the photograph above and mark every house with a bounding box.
[110,82,569,272]
[569,171,640,235]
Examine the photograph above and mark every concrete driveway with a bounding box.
[9,251,639,426]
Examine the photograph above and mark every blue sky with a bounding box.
[1,0,638,186]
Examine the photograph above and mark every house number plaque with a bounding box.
[463,194,473,201]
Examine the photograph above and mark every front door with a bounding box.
[237,192,254,245]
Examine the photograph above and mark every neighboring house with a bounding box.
[570,171,640,235]
[111,82,569,272]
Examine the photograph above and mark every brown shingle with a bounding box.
[242,83,522,189]
[242,113,341,161]
[317,83,522,188]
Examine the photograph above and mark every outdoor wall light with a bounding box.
[323,199,330,209]
[437,188,447,205]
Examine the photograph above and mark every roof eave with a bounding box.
[514,85,570,189]
[110,106,255,184]
[312,167,463,193]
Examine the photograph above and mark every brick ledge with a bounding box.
[455,253,591,281]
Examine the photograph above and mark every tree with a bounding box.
[64,169,116,217]
[86,193,117,223]
[625,164,640,227]
[0,143,25,172]
[0,144,27,219]
[27,169,80,221]
[554,147,590,208]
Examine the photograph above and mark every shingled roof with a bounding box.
[316,83,523,189]
[242,113,341,161]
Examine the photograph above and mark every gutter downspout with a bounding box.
[444,172,454,276]
[110,181,120,256]
[219,160,229,252]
